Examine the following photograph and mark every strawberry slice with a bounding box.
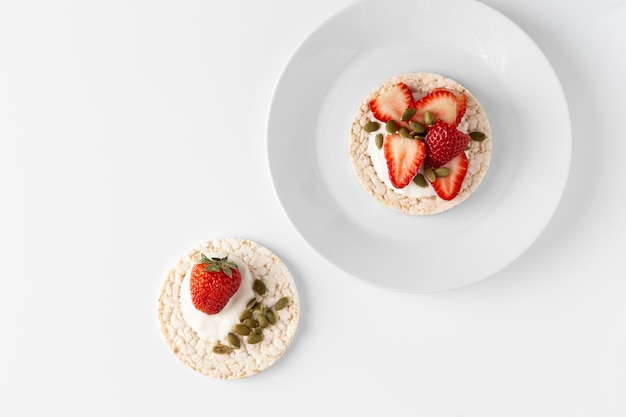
[433,88,467,126]
[411,89,461,127]
[429,152,468,201]
[383,134,426,189]
[424,119,470,168]
[369,82,414,123]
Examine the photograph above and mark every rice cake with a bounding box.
[349,72,492,215]
[158,238,299,379]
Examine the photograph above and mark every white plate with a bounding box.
[266,0,570,292]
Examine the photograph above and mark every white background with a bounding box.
[1,0,625,416]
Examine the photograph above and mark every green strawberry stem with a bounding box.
[199,253,238,278]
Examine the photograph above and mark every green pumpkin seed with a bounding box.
[252,327,263,335]
[245,297,258,310]
[266,310,277,325]
[375,133,383,149]
[239,309,253,322]
[227,332,240,349]
[424,166,436,182]
[401,107,416,121]
[254,302,264,312]
[247,334,263,344]
[385,120,397,134]
[424,110,434,126]
[212,344,231,354]
[274,297,289,311]
[363,121,380,132]
[434,167,450,178]
[398,127,410,138]
[233,324,251,335]
[257,313,269,328]
[469,131,486,141]
[413,173,428,188]
[243,318,258,328]
[409,121,425,133]
[253,279,266,296]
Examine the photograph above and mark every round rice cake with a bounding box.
[158,238,299,379]
[349,72,492,215]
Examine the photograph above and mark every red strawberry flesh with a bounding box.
[383,134,426,189]
[425,120,470,168]
[429,151,468,201]
[432,88,467,126]
[411,89,461,127]
[369,82,414,123]
[190,255,242,315]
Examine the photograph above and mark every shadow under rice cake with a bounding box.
[349,72,492,215]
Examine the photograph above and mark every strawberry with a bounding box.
[411,89,462,127]
[369,82,414,123]
[429,151,468,201]
[433,88,467,126]
[190,254,241,315]
[383,133,426,189]
[424,119,470,168]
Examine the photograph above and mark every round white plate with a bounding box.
[266,0,571,292]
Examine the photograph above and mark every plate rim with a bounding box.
[265,0,571,292]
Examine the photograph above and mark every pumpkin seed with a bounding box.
[363,121,380,132]
[233,324,251,335]
[243,318,258,328]
[398,127,410,138]
[401,107,416,121]
[469,131,486,141]
[266,310,277,325]
[434,167,450,178]
[253,302,264,312]
[212,344,231,354]
[257,313,269,328]
[385,120,397,134]
[253,279,266,296]
[424,166,436,182]
[409,121,425,133]
[274,297,289,311]
[413,173,428,188]
[239,309,252,322]
[247,334,263,344]
[227,332,240,349]
[245,297,258,310]
[252,327,263,335]
[375,133,383,149]
[424,110,434,126]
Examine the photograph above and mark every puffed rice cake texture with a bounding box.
[158,238,300,379]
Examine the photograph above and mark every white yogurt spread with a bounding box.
[180,253,255,342]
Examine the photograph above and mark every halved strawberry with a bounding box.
[433,88,467,126]
[369,82,414,123]
[383,134,426,189]
[411,89,461,127]
[429,152,468,201]
[424,119,470,168]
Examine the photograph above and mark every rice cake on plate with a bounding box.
[349,72,492,215]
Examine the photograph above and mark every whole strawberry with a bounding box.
[425,119,470,168]
[190,254,241,315]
